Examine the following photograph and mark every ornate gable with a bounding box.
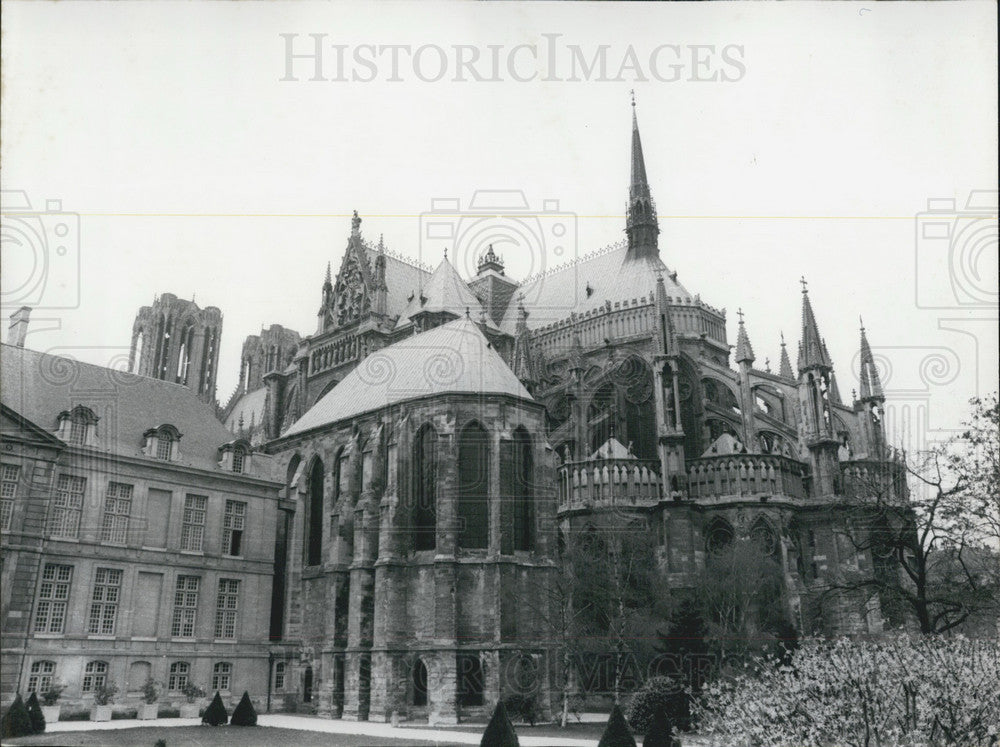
[332,237,375,329]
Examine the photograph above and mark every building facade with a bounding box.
[0,338,283,711]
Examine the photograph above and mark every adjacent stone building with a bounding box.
[0,332,283,711]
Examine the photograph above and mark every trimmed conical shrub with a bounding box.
[642,708,674,747]
[1,693,34,738]
[201,691,228,726]
[598,704,637,747]
[26,692,45,734]
[480,700,519,747]
[230,691,257,726]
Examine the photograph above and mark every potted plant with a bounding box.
[139,678,160,720]
[39,684,66,724]
[90,682,118,722]
[179,683,205,719]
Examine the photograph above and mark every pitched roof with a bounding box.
[1,343,234,470]
[361,245,432,320]
[283,318,531,437]
[590,437,636,460]
[498,245,691,334]
[223,385,267,433]
[394,258,493,329]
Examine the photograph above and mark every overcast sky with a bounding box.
[2,1,997,451]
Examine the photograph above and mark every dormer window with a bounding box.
[56,405,99,447]
[143,425,181,461]
[218,440,252,474]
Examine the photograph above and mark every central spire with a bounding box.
[625,95,660,261]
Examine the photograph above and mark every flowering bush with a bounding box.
[694,634,1000,747]
[625,676,690,733]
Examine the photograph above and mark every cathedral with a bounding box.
[2,104,907,721]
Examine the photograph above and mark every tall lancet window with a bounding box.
[457,422,489,550]
[413,424,437,551]
[512,427,534,551]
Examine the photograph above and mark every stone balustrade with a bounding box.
[558,458,662,509]
[686,454,807,500]
[840,459,908,504]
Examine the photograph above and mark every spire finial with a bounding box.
[325,261,332,285]
[780,330,786,346]
[444,247,448,261]
[351,210,361,235]
[630,89,636,108]
[800,276,808,294]
[378,233,385,252]
[765,357,771,373]
[859,314,865,332]
[737,307,745,324]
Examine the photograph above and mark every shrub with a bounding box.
[503,694,537,726]
[182,683,206,703]
[141,677,160,705]
[625,676,690,734]
[1,693,34,738]
[598,704,636,747]
[642,708,676,747]
[40,684,66,707]
[93,682,118,706]
[695,634,1000,747]
[480,701,518,747]
[201,691,228,726]
[230,691,258,726]
[26,692,45,734]
[155,740,167,747]
[111,709,138,720]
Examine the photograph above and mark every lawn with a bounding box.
[4,725,465,747]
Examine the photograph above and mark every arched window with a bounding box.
[587,383,616,454]
[412,659,428,706]
[456,653,484,706]
[168,661,190,692]
[705,518,734,555]
[413,425,437,551]
[212,662,232,692]
[457,422,489,550]
[305,458,325,566]
[274,661,286,691]
[27,661,55,693]
[750,518,779,559]
[82,660,109,693]
[513,428,533,552]
[176,322,194,385]
[132,331,145,374]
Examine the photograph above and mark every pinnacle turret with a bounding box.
[778,332,794,379]
[858,319,884,401]
[734,309,755,365]
[797,278,833,372]
[655,272,678,356]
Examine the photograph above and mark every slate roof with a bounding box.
[498,246,692,334]
[394,258,495,330]
[362,246,432,320]
[223,385,268,433]
[1,343,235,471]
[283,318,531,437]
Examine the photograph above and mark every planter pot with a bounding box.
[90,705,113,722]
[179,703,200,719]
[138,704,158,720]
[41,705,60,723]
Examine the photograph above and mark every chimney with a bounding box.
[8,306,31,348]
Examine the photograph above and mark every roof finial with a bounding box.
[630,88,636,108]
[465,306,470,318]
[800,275,808,294]
[351,209,361,235]
[737,307,745,324]
[859,314,865,332]
[444,247,448,261]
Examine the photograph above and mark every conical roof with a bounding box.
[798,286,833,371]
[395,257,493,329]
[283,319,530,437]
[735,314,755,364]
[858,322,884,400]
[778,333,794,379]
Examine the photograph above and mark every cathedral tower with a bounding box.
[129,293,222,405]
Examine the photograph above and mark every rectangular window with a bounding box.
[274,662,285,690]
[100,482,133,545]
[50,474,86,539]
[87,568,123,635]
[171,576,200,638]
[222,500,245,557]
[34,564,73,634]
[168,661,190,691]
[156,437,172,460]
[28,661,56,693]
[180,495,207,551]
[214,578,240,639]
[1,463,18,530]
[212,662,232,692]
